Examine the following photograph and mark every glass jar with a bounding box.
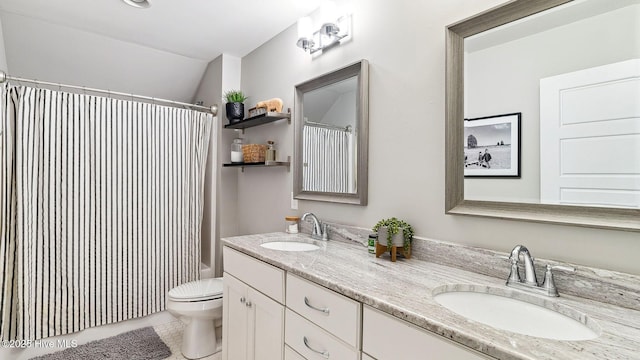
[265,140,276,162]
[231,138,244,163]
[285,216,299,234]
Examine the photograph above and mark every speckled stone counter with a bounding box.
[222,232,640,360]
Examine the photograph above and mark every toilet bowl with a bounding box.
[167,278,223,359]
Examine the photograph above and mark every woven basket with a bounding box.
[242,144,267,163]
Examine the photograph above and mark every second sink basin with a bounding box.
[433,284,600,341]
[260,241,320,252]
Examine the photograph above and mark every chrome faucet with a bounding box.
[509,245,537,286]
[301,212,328,240]
[506,245,575,297]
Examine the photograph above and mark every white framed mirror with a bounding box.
[294,60,369,205]
[445,0,640,231]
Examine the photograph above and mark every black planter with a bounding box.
[226,102,245,123]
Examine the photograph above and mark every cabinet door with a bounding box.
[248,287,284,360]
[285,345,307,360]
[363,306,491,360]
[223,273,249,360]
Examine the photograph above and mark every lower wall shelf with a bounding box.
[223,156,291,172]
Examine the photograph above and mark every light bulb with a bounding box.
[297,17,313,40]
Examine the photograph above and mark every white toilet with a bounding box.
[167,277,224,359]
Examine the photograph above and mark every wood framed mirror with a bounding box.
[294,60,369,205]
[445,0,640,231]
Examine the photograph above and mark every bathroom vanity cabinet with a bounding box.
[284,345,306,360]
[222,247,285,360]
[222,245,361,360]
[222,233,640,360]
[363,306,491,360]
[222,244,488,360]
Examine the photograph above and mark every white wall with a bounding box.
[217,55,242,276]
[238,0,640,275]
[0,15,8,72]
[219,55,242,242]
[465,5,640,203]
[193,56,224,269]
[1,12,207,102]
[193,54,242,276]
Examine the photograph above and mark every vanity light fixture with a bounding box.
[122,0,151,9]
[296,1,351,55]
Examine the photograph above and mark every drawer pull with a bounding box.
[303,336,330,359]
[304,296,330,314]
[240,297,246,304]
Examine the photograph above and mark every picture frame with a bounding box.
[464,112,521,178]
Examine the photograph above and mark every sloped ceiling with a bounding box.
[0,0,321,102]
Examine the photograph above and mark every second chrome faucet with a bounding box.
[507,245,575,297]
[301,212,328,241]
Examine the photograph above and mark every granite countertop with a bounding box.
[222,232,640,360]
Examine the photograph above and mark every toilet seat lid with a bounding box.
[168,278,223,301]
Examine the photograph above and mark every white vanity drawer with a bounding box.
[363,305,491,360]
[286,309,359,360]
[286,273,361,347]
[223,246,285,304]
[285,345,306,360]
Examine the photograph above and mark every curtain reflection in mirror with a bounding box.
[302,124,355,193]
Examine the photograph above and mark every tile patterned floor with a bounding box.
[153,320,222,360]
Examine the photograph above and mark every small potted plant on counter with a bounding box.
[224,90,248,124]
[372,217,414,261]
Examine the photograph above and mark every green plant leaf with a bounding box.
[223,90,248,103]
[372,217,414,252]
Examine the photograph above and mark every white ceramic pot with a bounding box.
[377,226,404,248]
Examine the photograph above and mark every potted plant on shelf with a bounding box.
[373,217,414,256]
[224,90,248,124]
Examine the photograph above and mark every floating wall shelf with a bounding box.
[223,156,291,172]
[224,112,291,131]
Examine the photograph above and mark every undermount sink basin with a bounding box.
[260,241,320,252]
[433,285,600,341]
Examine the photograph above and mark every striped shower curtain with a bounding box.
[302,125,354,193]
[0,83,213,341]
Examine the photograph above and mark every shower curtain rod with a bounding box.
[305,120,352,132]
[0,70,218,115]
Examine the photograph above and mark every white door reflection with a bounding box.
[540,59,640,208]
